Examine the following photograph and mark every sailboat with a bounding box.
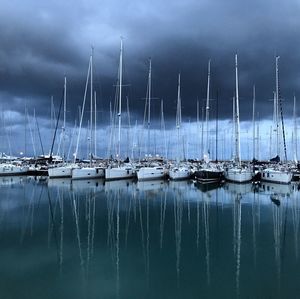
[169,73,191,180]
[224,54,253,183]
[105,39,135,180]
[261,57,292,184]
[137,59,167,181]
[48,77,79,178]
[261,166,292,184]
[194,60,224,183]
[72,48,105,180]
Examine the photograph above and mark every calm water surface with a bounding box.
[0,176,300,299]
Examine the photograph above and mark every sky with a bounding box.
[0,0,300,158]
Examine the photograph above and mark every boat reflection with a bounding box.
[233,194,242,298]
[104,178,134,192]
[222,182,245,296]
[0,175,27,187]
[291,192,300,260]
[201,187,211,286]
[168,179,192,190]
[159,190,167,249]
[272,196,284,290]
[174,190,183,286]
[194,180,223,192]
[136,179,166,192]
[72,178,105,191]
[223,181,253,195]
[48,177,105,192]
[259,181,293,197]
[258,182,293,208]
[47,177,72,189]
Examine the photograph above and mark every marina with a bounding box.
[2,0,300,297]
[0,47,297,185]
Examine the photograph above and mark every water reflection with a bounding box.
[174,188,183,286]
[105,178,134,192]
[259,181,293,196]
[202,186,211,286]
[58,187,64,273]
[0,175,26,187]
[136,179,166,192]
[292,191,300,260]
[252,186,259,267]
[224,181,253,195]
[159,189,167,249]
[1,177,300,299]
[194,180,223,193]
[72,178,104,192]
[47,178,71,189]
[224,183,244,298]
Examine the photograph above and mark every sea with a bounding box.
[0,176,300,299]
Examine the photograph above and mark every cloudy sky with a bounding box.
[0,0,300,158]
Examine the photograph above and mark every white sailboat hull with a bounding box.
[261,168,292,184]
[225,167,253,183]
[105,166,135,180]
[0,164,29,176]
[48,166,73,178]
[169,167,190,180]
[137,166,167,181]
[72,167,105,180]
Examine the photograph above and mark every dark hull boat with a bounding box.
[194,168,224,183]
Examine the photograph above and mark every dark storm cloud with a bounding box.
[1,0,300,125]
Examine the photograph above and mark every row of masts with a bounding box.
[2,41,297,164]
[52,41,254,163]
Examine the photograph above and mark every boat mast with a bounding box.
[201,105,204,160]
[94,90,97,158]
[35,114,44,156]
[205,59,211,161]
[117,38,123,161]
[215,91,219,162]
[277,56,288,162]
[24,102,27,157]
[161,99,167,160]
[107,101,113,158]
[293,94,297,162]
[269,126,272,159]
[126,96,131,158]
[256,115,260,160]
[235,54,241,167]
[252,85,256,160]
[147,59,152,157]
[232,95,235,160]
[50,96,54,150]
[271,91,276,158]
[90,47,93,167]
[73,55,91,163]
[275,56,280,158]
[196,100,200,159]
[62,77,67,163]
[176,73,182,162]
